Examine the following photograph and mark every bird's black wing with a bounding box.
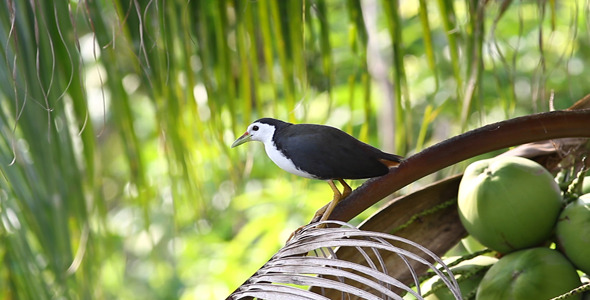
[275,124,392,180]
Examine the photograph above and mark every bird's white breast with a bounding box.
[264,141,317,179]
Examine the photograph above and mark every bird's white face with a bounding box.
[231,121,276,147]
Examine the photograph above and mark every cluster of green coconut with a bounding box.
[430,156,589,300]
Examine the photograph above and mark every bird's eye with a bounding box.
[252,125,259,131]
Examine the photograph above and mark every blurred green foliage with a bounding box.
[0,0,589,298]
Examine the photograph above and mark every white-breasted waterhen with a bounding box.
[231,118,403,226]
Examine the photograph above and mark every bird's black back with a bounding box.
[270,122,402,180]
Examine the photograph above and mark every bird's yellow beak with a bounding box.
[231,132,252,148]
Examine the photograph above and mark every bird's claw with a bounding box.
[286,222,328,243]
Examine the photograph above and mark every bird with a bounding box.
[231,118,403,227]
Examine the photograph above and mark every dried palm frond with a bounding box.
[228,221,462,300]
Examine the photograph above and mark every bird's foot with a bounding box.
[287,197,347,242]
[286,227,301,243]
[286,222,329,243]
[287,180,353,243]
[312,205,328,222]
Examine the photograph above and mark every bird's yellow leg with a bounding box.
[316,180,343,222]
[338,179,352,199]
[311,179,352,222]
[287,180,351,242]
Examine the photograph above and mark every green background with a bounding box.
[0,0,588,299]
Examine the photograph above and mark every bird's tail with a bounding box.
[379,153,404,167]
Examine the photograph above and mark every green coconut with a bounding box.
[556,193,590,274]
[458,156,563,253]
[424,256,497,300]
[476,248,582,300]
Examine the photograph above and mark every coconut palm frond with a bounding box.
[229,221,462,300]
